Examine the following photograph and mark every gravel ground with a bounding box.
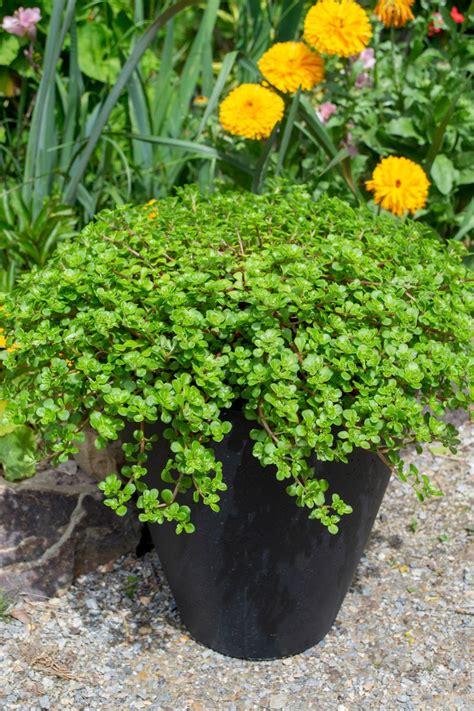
[1,416,472,711]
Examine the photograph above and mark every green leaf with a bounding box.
[77,24,121,83]
[386,118,421,142]
[431,155,456,195]
[0,36,20,66]
[0,426,37,481]
[453,200,474,242]
[425,86,464,171]
[161,488,174,503]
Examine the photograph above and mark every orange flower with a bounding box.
[219,84,284,140]
[366,157,430,216]
[374,0,415,28]
[304,0,373,57]
[258,42,325,93]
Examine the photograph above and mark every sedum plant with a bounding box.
[0,186,472,534]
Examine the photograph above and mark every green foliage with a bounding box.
[0,193,77,292]
[1,186,472,533]
[0,424,36,481]
[217,1,474,242]
[1,1,472,293]
[0,398,36,480]
[0,0,211,288]
[350,5,474,240]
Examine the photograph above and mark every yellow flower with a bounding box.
[148,209,159,220]
[258,42,325,94]
[193,95,208,106]
[219,84,284,140]
[59,352,74,367]
[304,0,373,57]
[365,157,430,217]
[144,199,157,207]
[374,0,414,28]
[0,332,17,351]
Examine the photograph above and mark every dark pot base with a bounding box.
[145,412,390,660]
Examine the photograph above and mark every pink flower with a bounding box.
[316,101,337,124]
[428,12,445,37]
[450,6,464,24]
[355,48,376,71]
[342,128,358,158]
[2,7,41,40]
[355,72,372,89]
[351,48,375,90]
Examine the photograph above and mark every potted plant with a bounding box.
[1,186,472,659]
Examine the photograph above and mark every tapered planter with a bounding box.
[145,411,390,660]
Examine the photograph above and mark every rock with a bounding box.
[0,465,142,598]
[269,694,288,709]
[73,428,124,481]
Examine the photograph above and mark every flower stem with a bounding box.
[390,27,402,108]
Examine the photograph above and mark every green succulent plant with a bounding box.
[1,185,472,533]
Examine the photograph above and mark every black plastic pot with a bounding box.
[144,411,390,660]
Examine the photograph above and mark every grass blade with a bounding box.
[453,200,474,242]
[425,87,464,172]
[127,0,155,195]
[117,133,254,175]
[298,96,337,159]
[23,0,76,212]
[252,125,279,193]
[276,88,300,175]
[152,21,175,134]
[317,148,351,177]
[168,0,220,137]
[59,19,83,180]
[298,96,363,200]
[197,51,238,137]
[276,0,306,41]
